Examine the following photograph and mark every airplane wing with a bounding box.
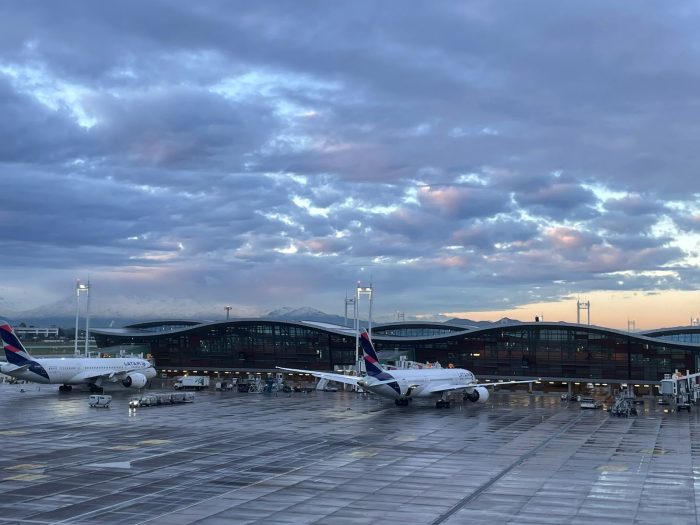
[76,367,149,383]
[422,383,472,394]
[275,366,360,386]
[475,379,538,388]
[424,378,537,395]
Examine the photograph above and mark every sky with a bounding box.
[1,1,700,329]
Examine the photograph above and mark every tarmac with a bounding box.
[0,383,699,525]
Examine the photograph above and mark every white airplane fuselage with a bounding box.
[361,368,476,399]
[2,357,156,385]
[278,330,534,409]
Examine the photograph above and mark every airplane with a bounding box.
[278,330,536,408]
[0,320,156,393]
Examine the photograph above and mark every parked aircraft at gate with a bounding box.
[278,330,536,408]
[0,320,156,393]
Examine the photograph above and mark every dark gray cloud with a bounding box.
[1,0,699,320]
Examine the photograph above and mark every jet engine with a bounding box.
[465,386,490,403]
[122,372,147,389]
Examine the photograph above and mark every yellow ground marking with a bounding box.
[596,465,629,472]
[5,464,45,471]
[5,473,47,481]
[324,410,375,421]
[138,439,172,445]
[349,449,379,458]
[640,447,667,455]
[108,445,138,451]
[393,435,417,443]
[0,430,26,436]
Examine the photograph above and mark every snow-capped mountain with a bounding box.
[2,294,522,330]
[3,295,261,327]
[263,307,348,325]
[445,317,523,328]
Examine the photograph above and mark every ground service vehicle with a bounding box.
[173,376,210,390]
[579,397,602,409]
[89,394,112,408]
[129,392,194,407]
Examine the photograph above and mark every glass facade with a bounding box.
[373,323,469,337]
[93,321,357,371]
[92,321,700,381]
[640,328,700,345]
[374,325,698,381]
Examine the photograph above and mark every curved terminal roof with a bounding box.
[92,318,700,350]
[640,326,700,338]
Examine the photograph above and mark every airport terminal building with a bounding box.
[91,319,700,385]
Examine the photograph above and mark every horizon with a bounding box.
[3,289,699,332]
[2,2,700,329]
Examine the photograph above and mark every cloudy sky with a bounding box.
[1,1,699,328]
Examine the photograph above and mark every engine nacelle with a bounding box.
[466,386,490,403]
[122,372,147,389]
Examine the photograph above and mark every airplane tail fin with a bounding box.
[359,330,387,378]
[0,321,35,366]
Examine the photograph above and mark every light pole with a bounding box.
[344,292,356,328]
[225,306,232,320]
[84,279,91,357]
[74,279,89,357]
[354,282,373,367]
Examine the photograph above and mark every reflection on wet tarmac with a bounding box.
[0,384,698,524]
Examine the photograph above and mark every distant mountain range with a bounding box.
[0,294,522,330]
[444,317,523,329]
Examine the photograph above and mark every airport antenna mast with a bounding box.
[344,291,356,328]
[577,299,590,325]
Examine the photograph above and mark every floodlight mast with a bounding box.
[225,306,232,320]
[354,282,374,367]
[74,280,80,356]
[74,279,90,357]
[344,291,356,328]
[84,279,90,357]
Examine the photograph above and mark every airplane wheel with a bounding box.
[395,399,401,406]
[445,401,451,408]
[436,400,445,409]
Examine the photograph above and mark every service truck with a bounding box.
[89,394,112,408]
[173,375,210,390]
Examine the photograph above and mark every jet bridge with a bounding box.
[660,370,700,412]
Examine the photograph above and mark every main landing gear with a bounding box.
[59,385,72,392]
[435,399,451,409]
[395,398,410,406]
[89,384,104,394]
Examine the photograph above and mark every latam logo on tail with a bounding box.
[0,320,156,394]
[278,330,536,408]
